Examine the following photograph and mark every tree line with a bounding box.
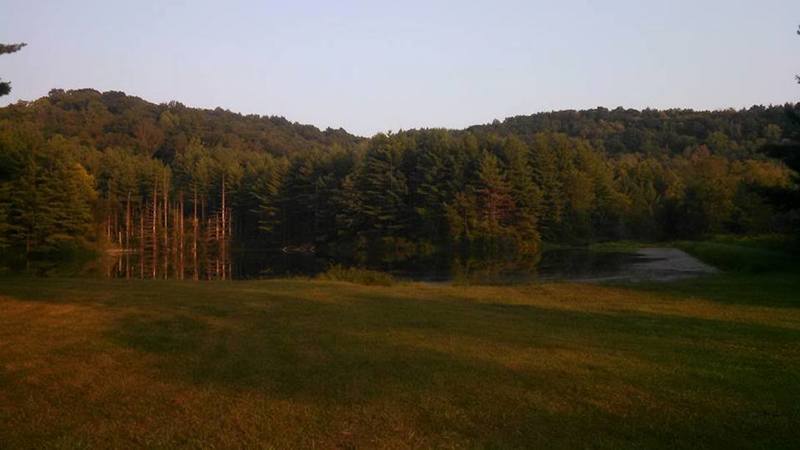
[0,89,796,258]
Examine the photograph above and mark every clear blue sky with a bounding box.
[1,0,799,136]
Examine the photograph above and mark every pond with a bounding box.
[4,246,717,284]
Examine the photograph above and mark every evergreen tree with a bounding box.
[277,152,324,244]
[501,136,541,250]
[530,133,566,241]
[475,152,515,240]
[412,131,459,241]
[0,43,26,97]
[251,155,288,237]
[355,135,410,239]
[0,87,795,258]
[1,140,96,252]
[759,106,800,229]
[445,192,479,243]
[333,173,363,240]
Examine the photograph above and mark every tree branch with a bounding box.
[0,43,26,55]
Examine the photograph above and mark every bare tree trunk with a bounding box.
[125,191,131,249]
[152,182,158,279]
[163,172,169,254]
[179,192,184,280]
[193,187,198,281]
[115,211,122,246]
[163,173,169,279]
[106,215,111,243]
[220,172,231,281]
[140,206,144,279]
[221,173,226,249]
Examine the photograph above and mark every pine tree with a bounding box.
[445,192,479,242]
[333,174,362,240]
[2,141,96,253]
[279,153,322,243]
[530,133,566,241]
[0,43,26,97]
[245,154,286,240]
[355,135,410,239]
[501,136,541,251]
[412,131,459,241]
[475,152,515,239]
[251,156,289,238]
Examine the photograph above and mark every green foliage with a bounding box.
[249,154,287,235]
[0,89,796,256]
[475,152,515,238]
[411,131,462,240]
[354,134,410,239]
[0,130,96,253]
[501,136,541,247]
[0,43,27,55]
[477,104,800,157]
[0,42,26,97]
[758,104,800,230]
[316,264,396,286]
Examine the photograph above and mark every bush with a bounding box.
[317,264,396,286]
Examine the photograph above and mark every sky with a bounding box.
[1,0,799,136]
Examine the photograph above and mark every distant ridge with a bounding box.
[1,88,797,157]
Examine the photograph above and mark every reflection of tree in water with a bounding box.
[535,250,638,279]
[87,244,641,283]
[450,252,542,285]
[103,237,231,280]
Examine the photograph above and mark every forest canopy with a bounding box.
[0,89,796,257]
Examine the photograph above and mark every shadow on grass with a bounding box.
[3,276,800,448]
[102,289,800,401]
[620,271,800,309]
[109,315,209,354]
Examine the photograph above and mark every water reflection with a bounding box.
[102,246,233,280]
[88,246,647,284]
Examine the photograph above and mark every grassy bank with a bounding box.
[585,234,799,273]
[672,235,799,273]
[1,262,798,448]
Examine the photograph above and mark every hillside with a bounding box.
[0,90,796,256]
[0,89,364,159]
[469,105,797,158]
[2,90,797,159]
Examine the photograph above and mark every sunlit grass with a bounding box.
[1,269,798,448]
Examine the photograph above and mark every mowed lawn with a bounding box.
[0,272,798,449]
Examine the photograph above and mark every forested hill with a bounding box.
[469,106,796,158]
[2,89,796,158]
[0,89,797,258]
[0,88,363,159]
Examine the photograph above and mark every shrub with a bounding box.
[317,264,395,286]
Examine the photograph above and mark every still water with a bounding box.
[6,247,668,284]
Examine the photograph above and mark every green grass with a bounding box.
[673,235,799,273]
[586,234,799,274]
[0,241,798,448]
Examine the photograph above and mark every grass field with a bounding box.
[0,243,799,448]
